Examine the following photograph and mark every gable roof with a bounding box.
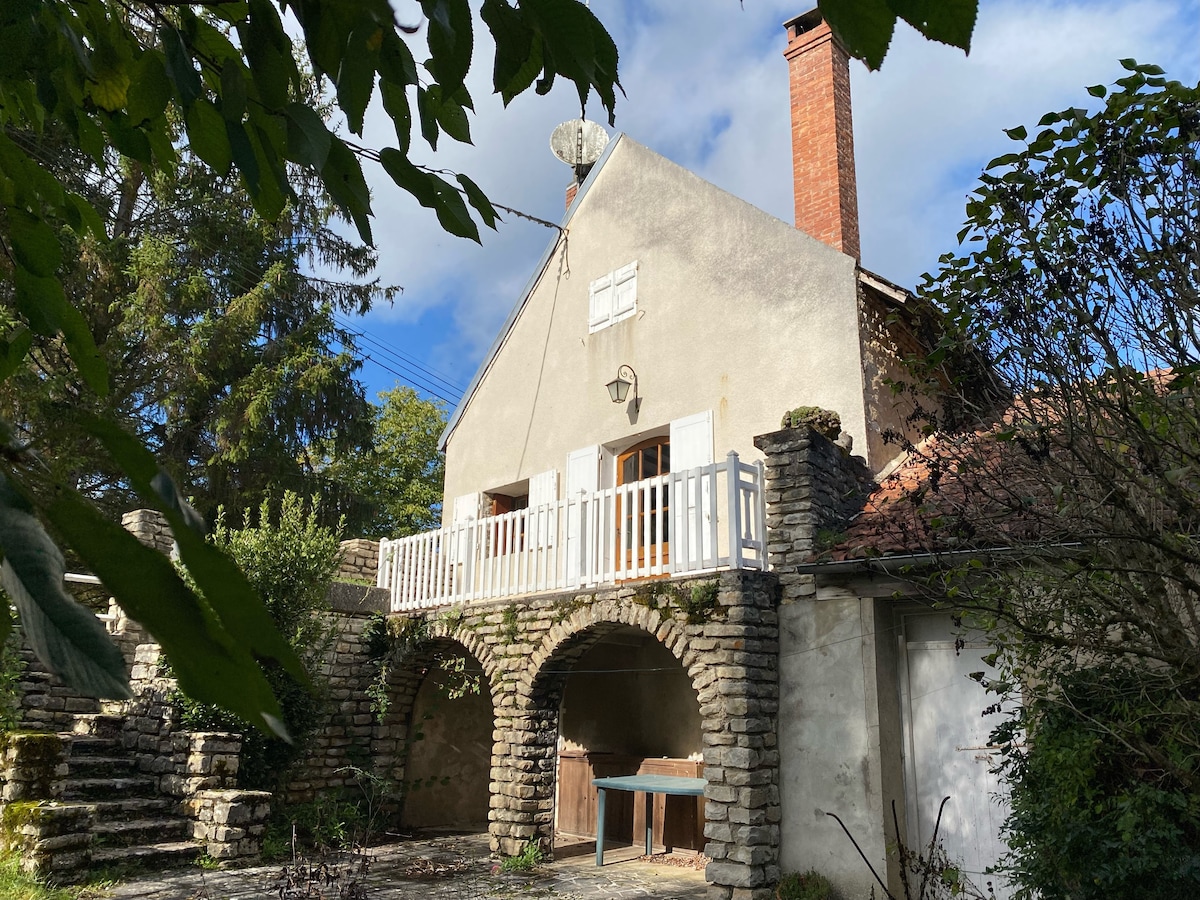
[437,133,624,451]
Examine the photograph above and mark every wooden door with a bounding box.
[617,436,670,571]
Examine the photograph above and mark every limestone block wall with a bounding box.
[337,539,380,583]
[13,649,100,733]
[369,571,783,900]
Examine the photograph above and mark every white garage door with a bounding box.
[900,612,1013,900]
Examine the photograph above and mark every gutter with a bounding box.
[790,543,1087,576]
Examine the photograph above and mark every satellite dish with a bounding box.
[550,119,610,168]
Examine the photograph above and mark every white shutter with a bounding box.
[451,492,482,567]
[670,412,714,568]
[612,261,638,321]
[588,273,614,331]
[528,469,558,506]
[528,469,558,547]
[670,411,713,469]
[565,446,600,585]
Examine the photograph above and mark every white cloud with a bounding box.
[351,0,1200,397]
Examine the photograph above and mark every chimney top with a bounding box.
[783,9,861,260]
[784,8,824,39]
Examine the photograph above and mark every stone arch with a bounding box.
[370,620,498,831]
[489,598,711,857]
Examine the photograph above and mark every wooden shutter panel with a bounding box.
[613,261,638,319]
[670,412,715,567]
[528,469,558,547]
[588,273,614,331]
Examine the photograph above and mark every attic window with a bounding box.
[588,261,638,333]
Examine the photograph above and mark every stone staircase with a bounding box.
[59,713,200,871]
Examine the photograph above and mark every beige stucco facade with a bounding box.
[440,135,899,514]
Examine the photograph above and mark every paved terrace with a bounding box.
[95,833,707,900]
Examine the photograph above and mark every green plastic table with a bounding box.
[591,774,706,866]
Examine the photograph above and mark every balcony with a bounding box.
[377,451,768,612]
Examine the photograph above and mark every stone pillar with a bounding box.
[0,732,68,801]
[337,538,381,583]
[121,509,174,555]
[753,426,872,604]
[699,574,781,900]
[184,789,271,860]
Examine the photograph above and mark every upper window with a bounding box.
[588,261,638,333]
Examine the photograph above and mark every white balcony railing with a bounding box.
[377,451,768,612]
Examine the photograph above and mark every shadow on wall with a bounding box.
[401,655,493,830]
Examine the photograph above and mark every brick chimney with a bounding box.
[783,9,860,260]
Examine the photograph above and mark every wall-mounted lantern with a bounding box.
[605,365,641,413]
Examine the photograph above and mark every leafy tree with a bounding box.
[887,62,1200,897]
[0,0,621,729]
[3,139,388,525]
[324,386,447,540]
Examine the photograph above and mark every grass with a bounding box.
[0,853,116,900]
[497,840,543,873]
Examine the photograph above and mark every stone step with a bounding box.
[64,735,121,758]
[67,755,139,779]
[72,713,123,739]
[87,796,179,820]
[92,816,191,849]
[61,775,158,800]
[91,840,201,871]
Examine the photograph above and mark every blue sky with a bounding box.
[345,0,1200,409]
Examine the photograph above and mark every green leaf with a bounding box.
[65,192,107,241]
[226,119,260,195]
[0,326,32,382]
[78,416,308,689]
[434,88,472,144]
[481,0,540,104]
[336,25,377,135]
[0,473,131,700]
[160,25,202,106]
[522,0,620,120]
[420,0,474,93]
[220,62,248,122]
[379,80,412,154]
[40,483,289,738]
[186,99,233,174]
[1086,84,1107,98]
[416,86,440,151]
[888,0,976,53]
[381,147,481,240]
[1004,125,1028,141]
[284,103,333,168]
[240,0,296,109]
[13,266,109,396]
[819,0,896,72]
[321,137,373,244]
[126,52,172,125]
[457,174,499,230]
[8,208,62,277]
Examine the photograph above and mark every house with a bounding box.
[372,9,1009,900]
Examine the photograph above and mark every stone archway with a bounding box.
[371,627,499,832]
[379,571,782,898]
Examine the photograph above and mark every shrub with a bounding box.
[175,493,342,791]
[781,406,841,439]
[996,666,1200,900]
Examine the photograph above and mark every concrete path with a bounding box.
[94,833,709,900]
